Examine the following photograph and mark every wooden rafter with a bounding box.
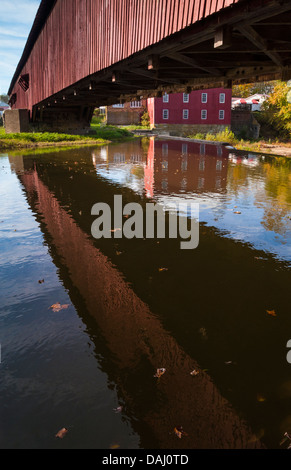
[236,24,283,67]
[165,51,220,75]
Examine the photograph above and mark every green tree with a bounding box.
[263,81,291,138]
[140,109,150,128]
[0,94,9,104]
[232,81,274,98]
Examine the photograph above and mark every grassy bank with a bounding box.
[187,128,291,156]
[0,124,134,151]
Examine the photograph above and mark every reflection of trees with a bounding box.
[227,157,291,237]
[226,160,252,195]
[131,165,145,179]
[258,160,291,236]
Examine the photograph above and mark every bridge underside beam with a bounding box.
[30,0,291,131]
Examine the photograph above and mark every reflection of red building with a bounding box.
[144,138,229,199]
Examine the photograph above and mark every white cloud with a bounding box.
[0,26,29,38]
[0,37,29,50]
[1,1,40,26]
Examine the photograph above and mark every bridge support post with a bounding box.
[30,105,94,135]
[4,109,30,134]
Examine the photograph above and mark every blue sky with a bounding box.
[0,0,41,95]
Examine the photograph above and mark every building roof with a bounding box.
[8,0,56,96]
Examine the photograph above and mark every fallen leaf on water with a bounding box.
[116,251,123,256]
[257,393,266,402]
[38,279,45,284]
[198,327,208,339]
[233,211,241,214]
[50,303,70,312]
[174,426,188,439]
[266,309,277,317]
[110,444,121,449]
[248,428,265,444]
[154,368,166,378]
[158,268,168,272]
[190,369,199,376]
[55,427,68,439]
[113,406,123,413]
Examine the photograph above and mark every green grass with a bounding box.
[90,123,133,141]
[0,122,134,151]
[188,127,238,145]
[187,127,291,155]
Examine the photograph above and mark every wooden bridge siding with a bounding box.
[11,0,240,111]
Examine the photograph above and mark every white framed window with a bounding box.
[183,93,189,103]
[216,160,222,171]
[163,93,169,103]
[112,103,124,108]
[162,144,168,156]
[201,92,208,103]
[219,93,225,104]
[201,109,207,120]
[182,143,188,155]
[219,110,225,120]
[183,109,189,120]
[130,100,142,108]
[163,109,169,120]
[199,158,205,171]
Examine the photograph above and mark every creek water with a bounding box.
[0,137,291,449]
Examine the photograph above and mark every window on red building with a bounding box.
[201,109,207,120]
[163,109,169,120]
[183,93,189,103]
[219,110,225,120]
[130,101,142,108]
[219,93,226,104]
[201,93,208,103]
[163,93,169,103]
[183,109,189,120]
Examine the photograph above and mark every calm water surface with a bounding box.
[0,137,291,449]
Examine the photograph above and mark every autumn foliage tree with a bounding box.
[232,81,274,98]
[262,81,291,139]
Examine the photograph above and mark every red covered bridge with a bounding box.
[6,0,291,132]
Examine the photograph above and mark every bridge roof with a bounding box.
[8,0,56,95]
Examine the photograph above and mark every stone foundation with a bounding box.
[4,106,93,135]
[153,123,228,137]
[4,109,30,133]
[231,108,260,139]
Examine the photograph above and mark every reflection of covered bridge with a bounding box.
[15,153,263,449]
[7,0,291,132]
